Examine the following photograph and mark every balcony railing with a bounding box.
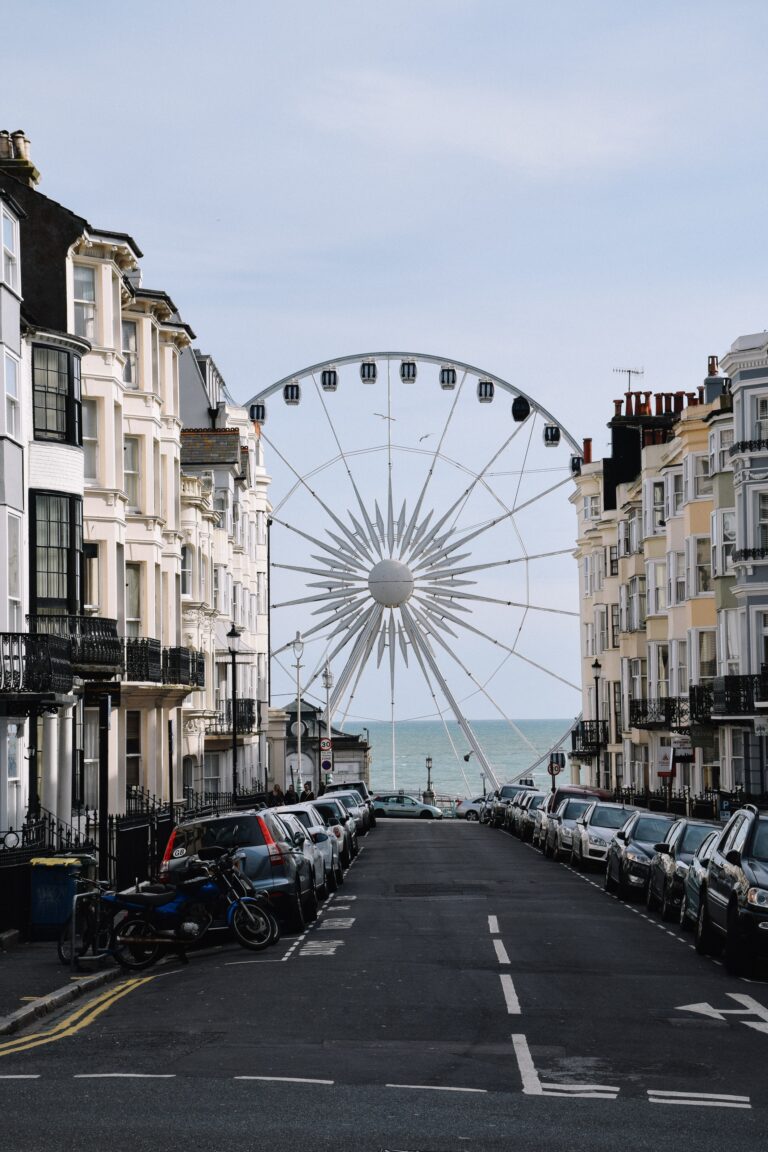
[570,719,609,758]
[163,646,192,685]
[729,439,768,456]
[733,548,768,563]
[0,632,73,696]
[712,674,768,716]
[125,637,163,683]
[27,615,124,677]
[190,650,205,688]
[689,683,714,724]
[629,696,690,729]
[205,699,257,735]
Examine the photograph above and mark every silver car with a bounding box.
[570,801,637,869]
[371,793,443,819]
[275,803,343,894]
[313,796,358,868]
[543,796,593,859]
[455,796,487,821]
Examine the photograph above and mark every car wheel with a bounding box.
[617,868,629,901]
[660,883,676,923]
[570,844,581,871]
[679,893,690,930]
[327,864,338,894]
[335,859,344,887]
[466,810,479,822]
[646,879,657,912]
[543,837,553,859]
[724,906,751,977]
[303,883,319,923]
[695,892,715,955]
[373,808,386,818]
[419,811,434,820]
[319,867,329,899]
[604,864,615,893]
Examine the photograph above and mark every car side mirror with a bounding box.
[311,831,329,843]
[725,849,741,866]
[654,843,669,854]
[615,831,627,842]
[292,832,306,847]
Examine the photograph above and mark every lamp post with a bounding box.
[227,624,242,796]
[292,631,304,790]
[321,660,333,788]
[424,755,434,804]
[592,657,602,789]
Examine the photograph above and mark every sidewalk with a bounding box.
[0,929,118,1036]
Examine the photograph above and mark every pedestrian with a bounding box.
[269,784,284,807]
[301,781,315,802]
[284,783,299,804]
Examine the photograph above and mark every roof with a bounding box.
[181,428,242,467]
[729,332,768,353]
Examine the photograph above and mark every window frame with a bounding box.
[1,204,19,292]
[73,263,97,342]
[3,349,19,440]
[32,343,82,445]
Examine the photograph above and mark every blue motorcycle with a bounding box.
[107,845,274,970]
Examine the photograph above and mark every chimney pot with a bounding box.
[613,399,623,417]
[582,437,592,464]
[708,355,719,377]
[10,131,29,161]
[674,391,685,412]
[654,394,663,416]
[625,392,634,416]
[0,131,11,160]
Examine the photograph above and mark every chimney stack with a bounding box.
[703,352,730,405]
[0,129,40,187]
[582,438,592,464]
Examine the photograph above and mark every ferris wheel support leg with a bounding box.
[403,611,500,791]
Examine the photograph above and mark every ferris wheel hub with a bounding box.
[367,559,415,607]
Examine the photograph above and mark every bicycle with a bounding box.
[56,875,120,967]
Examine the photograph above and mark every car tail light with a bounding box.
[259,815,287,868]
[159,828,177,878]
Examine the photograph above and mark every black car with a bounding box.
[490,783,536,828]
[696,804,768,974]
[646,817,719,921]
[604,811,676,900]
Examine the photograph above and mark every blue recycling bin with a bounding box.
[29,855,96,941]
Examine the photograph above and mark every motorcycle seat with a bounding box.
[120,889,179,907]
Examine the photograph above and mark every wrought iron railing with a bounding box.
[0,632,73,695]
[570,719,609,757]
[729,439,768,456]
[712,674,768,716]
[733,548,768,563]
[205,698,257,735]
[190,650,205,689]
[689,683,714,724]
[27,615,124,675]
[628,696,690,729]
[125,637,162,682]
[163,646,192,685]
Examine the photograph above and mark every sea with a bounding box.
[362,718,573,800]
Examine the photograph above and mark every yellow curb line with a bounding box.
[0,977,157,1057]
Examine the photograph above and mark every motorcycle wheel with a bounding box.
[231,900,273,951]
[110,916,164,971]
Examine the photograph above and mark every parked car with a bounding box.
[542,796,594,859]
[518,792,548,841]
[505,791,535,836]
[324,781,377,827]
[696,804,768,974]
[490,783,536,828]
[455,796,487,822]
[533,785,612,852]
[160,808,317,931]
[313,796,358,867]
[679,829,719,932]
[275,803,343,893]
[571,801,638,870]
[646,818,719,920]
[604,811,676,899]
[371,793,443,819]
[328,789,371,832]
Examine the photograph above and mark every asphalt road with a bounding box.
[2,820,767,1152]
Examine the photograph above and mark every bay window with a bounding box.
[32,344,82,444]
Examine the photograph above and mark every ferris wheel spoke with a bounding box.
[409,599,461,641]
[423,589,579,617]
[328,607,384,718]
[398,370,467,558]
[425,549,573,581]
[400,606,499,789]
[415,591,472,615]
[273,561,366,582]
[269,514,369,570]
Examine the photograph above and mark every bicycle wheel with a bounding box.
[57,907,90,965]
[110,915,163,970]
[231,899,274,951]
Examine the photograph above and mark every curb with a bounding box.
[0,964,120,1037]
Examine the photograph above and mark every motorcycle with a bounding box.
[106,845,275,970]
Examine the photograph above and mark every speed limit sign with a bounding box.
[547,762,562,776]
[320,738,331,752]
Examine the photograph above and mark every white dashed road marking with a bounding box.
[493,939,510,965]
[648,1090,751,1109]
[488,915,499,934]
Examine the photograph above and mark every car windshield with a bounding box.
[681,824,716,853]
[175,815,265,853]
[337,795,358,811]
[528,795,546,811]
[592,806,631,829]
[562,799,590,819]
[287,810,312,830]
[752,821,768,862]
[314,803,342,824]
[634,817,673,842]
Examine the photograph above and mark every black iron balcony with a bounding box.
[125,637,162,683]
[729,439,768,457]
[0,632,73,696]
[689,683,714,724]
[629,696,690,729]
[27,615,123,677]
[163,646,192,685]
[733,548,768,563]
[205,699,257,735]
[571,719,609,758]
[190,650,205,688]
[712,674,768,716]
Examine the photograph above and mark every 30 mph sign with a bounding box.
[320,738,332,752]
[547,762,563,776]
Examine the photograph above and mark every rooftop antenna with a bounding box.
[613,367,644,389]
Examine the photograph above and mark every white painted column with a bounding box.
[57,705,74,825]
[41,710,59,818]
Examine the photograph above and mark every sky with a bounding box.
[4,1,768,731]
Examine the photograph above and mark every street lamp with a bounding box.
[321,660,333,787]
[292,631,304,790]
[227,624,242,796]
[425,755,434,803]
[592,658,602,788]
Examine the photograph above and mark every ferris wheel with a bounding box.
[246,353,582,790]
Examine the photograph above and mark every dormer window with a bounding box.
[73,265,96,341]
